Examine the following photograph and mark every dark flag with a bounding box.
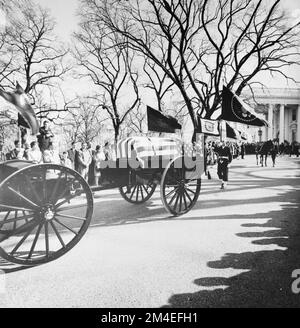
[0,82,39,135]
[238,130,248,140]
[18,113,30,129]
[226,122,239,140]
[221,86,268,127]
[147,106,181,133]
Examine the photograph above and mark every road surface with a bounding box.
[0,154,299,307]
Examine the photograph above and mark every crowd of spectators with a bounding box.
[1,121,299,187]
[0,120,116,187]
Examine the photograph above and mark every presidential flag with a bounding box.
[221,86,268,127]
[147,106,181,133]
[0,83,39,135]
[198,117,220,136]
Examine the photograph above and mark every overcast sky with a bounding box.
[36,0,300,41]
[37,0,79,41]
[36,0,300,89]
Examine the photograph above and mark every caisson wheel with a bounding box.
[161,156,201,216]
[0,164,93,266]
[119,179,156,204]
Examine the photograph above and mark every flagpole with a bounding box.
[219,120,224,142]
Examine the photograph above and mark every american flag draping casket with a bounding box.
[117,136,187,169]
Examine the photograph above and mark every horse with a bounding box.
[259,140,274,167]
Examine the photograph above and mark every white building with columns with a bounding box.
[241,88,300,143]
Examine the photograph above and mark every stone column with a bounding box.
[279,104,285,143]
[268,104,273,140]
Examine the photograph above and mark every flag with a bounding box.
[198,117,219,136]
[226,122,239,140]
[238,130,248,140]
[147,106,181,133]
[221,86,268,127]
[0,83,39,135]
[18,113,30,129]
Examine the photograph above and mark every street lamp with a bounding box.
[258,128,262,142]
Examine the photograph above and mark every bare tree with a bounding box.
[63,98,108,145]
[124,105,146,136]
[81,0,300,128]
[33,86,77,123]
[4,0,71,120]
[0,2,19,89]
[142,57,175,113]
[0,36,17,88]
[74,8,141,143]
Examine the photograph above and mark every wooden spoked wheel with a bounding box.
[0,164,93,266]
[160,156,201,216]
[119,179,156,204]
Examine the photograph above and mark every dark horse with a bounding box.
[259,140,274,167]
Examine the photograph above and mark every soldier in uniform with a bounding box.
[215,141,232,189]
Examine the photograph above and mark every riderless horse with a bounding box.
[259,140,274,167]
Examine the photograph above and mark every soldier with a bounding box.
[240,142,245,159]
[270,142,278,167]
[215,141,232,189]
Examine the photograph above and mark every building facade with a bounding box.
[245,88,300,143]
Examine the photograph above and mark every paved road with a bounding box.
[0,154,300,307]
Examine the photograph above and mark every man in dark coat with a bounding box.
[37,120,54,152]
[215,141,233,189]
[241,142,245,159]
[270,142,278,167]
[68,142,77,170]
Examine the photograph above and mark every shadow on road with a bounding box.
[161,179,300,307]
[88,156,300,307]
[0,257,32,273]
